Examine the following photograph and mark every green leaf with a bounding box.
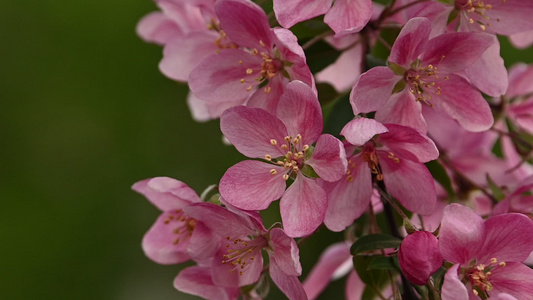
[304,40,341,73]
[323,93,354,137]
[350,234,402,255]
[486,174,505,201]
[387,61,406,76]
[425,160,456,201]
[353,255,388,286]
[367,256,399,271]
[301,164,319,178]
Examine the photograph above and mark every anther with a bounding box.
[270,139,277,146]
[240,79,245,83]
[265,154,272,160]
[264,86,271,93]
[259,40,265,47]
[270,169,277,175]
[246,68,253,75]
[246,86,253,91]
[283,174,289,181]
[302,145,309,151]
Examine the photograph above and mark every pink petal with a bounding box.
[211,247,264,287]
[272,28,308,67]
[378,123,439,163]
[345,271,365,300]
[464,41,508,97]
[490,262,533,300]
[269,228,302,276]
[375,90,428,134]
[142,211,192,265]
[350,67,400,114]
[132,177,200,211]
[273,0,331,29]
[219,160,287,211]
[478,213,533,264]
[507,63,533,98]
[136,11,181,45]
[316,43,363,92]
[509,30,533,49]
[379,152,436,215]
[340,117,389,146]
[186,91,244,121]
[188,49,262,103]
[269,259,308,300]
[220,105,287,158]
[439,204,484,265]
[389,17,431,68]
[303,242,352,300]
[476,0,533,36]
[441,264,469,300]
[174,266,240,300]
[324,155,373,232]
[159,31,219,82]
[324,0,373,37]
[422,31,494,73]
[276,81,323,146]
[187,222,219,262]
[281,175,326,237]
[428,73,494,132]
[246,75,286,114]
[306,134,347,182]
[215,0,272,49]
[398,231,443,285]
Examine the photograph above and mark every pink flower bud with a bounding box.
[398,231,443,285]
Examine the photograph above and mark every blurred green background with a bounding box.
[1,0,532,299]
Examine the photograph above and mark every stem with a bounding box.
[302,30,333,50]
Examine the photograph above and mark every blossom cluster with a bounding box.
[133,0,533,299]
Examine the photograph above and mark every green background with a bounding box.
[1,0,532,299]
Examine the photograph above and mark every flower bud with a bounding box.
[398,231,443,285]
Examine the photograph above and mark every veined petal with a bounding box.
[477,0,533,36]
[464,41,508,97]
[379,153,436,215]
[341,117,389,146]
[478,213,533,264]
[220,105,287,158]
[246,75,286,115]
[212,246,264,287]
[136,11,181,45]
[378,123,439,163]
[269,259,308,300]
[306,134,347,182]
[174,266,240,300]
[345,271,365,300]
[428,73,494,132]
[159,31,219,82]
[216,0,272,49]
[269,228,302,276]
[219,160,287,211]
[281,175,326,237]
[350,67,400,114]
[272,28,308,67]
[324,155,373,232]
[375,90,428,134]
[189,49,263,103]
[132,177,200,211]
[422,32,494,73]
[303,242,352,300]
[276,81,323,146]
[441,264,469,300]
[398,231,443,285]
[507,63,533,98]
[439,204,484,265]
[489,262,533,300]
[324,0,373,37]
[389,17,431,68]
[273,0,331,29]
[183,202,255,238]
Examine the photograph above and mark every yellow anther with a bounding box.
[480,24,486,31]
[473,289,479,296]
[499,262,506,267]
[376,174,384,181]
[490,258,497,264]
[238,60,243,64]
[264,86,271,93]
[281,144,288,150]
[292,166,299,172]
[265,154,272,161]
[259,40,265,47]
[246,68,253,75]
[252,49,258,55]
[470,18,475,24]
[270,169,277,175]
[283,174,289,181]
[270,139,277,146]
[347,175,353,182]
[302,145,309,151]
[240,79,245,83]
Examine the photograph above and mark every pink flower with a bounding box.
[174,265,241,300]
[182,202,307,300]
[350,17,495,133]
[189,0,314,115]
[219,81,347,237]
[324,118,438,231]
[132,177,218,264]
[398,231,443,285]
[273,0,373,37]
[440,204,533,299]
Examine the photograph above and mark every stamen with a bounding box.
[270,169,277,175]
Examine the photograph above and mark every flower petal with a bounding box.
[389,17,431,68]
[220,105,288,158]
[219,160,287,211]
[398,231,443,285]
[273,0,331,29]
[464,41,508,97]
[490,262,533,300]
[439,204,484,265]
[306,134,347,182]
[281,175,326,237]
[379,153,436,215]
[269,227,302,276]
[174,266,240,300]
[340,117,389,146]
[378,123,439,163]
[441,264,469,300]
[316,43,363,92]
[375,90,428,134]
[132,177,200,211]
[269,259,308,300]
[324,0,373,37]
[136,11,181,45]
[183,202,255,238]
[350,67,400,114]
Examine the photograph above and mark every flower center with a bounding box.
[466,258,507,299]
[460,0,504,31]
[222,235,267,276]
[162,209,197,245]
[265,134,310,181]
[208,19,238,50]
[406,63,447,106]
[362,144,384,181]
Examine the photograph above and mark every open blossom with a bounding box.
[189,0,314,115]
[440,204,533,299]
[182,202,308,300]
[324,118,438,231]
[351,17,495,133]
[219,81,347,237]
[273,0,373,37]
[132,177,217,264]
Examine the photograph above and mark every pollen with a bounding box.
[246,68,253,75]
[270,139,277,146]
[270,169,277,175]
